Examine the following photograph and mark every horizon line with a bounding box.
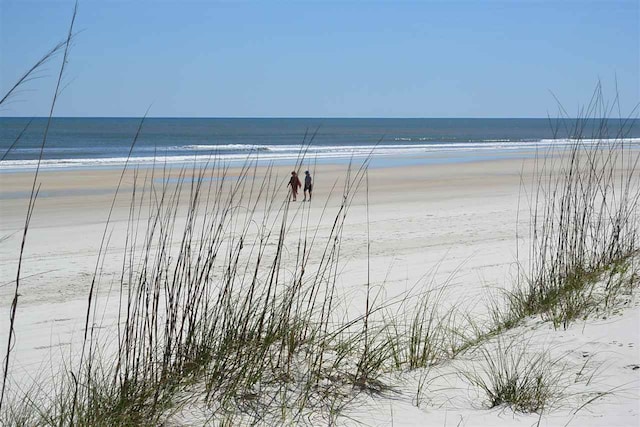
[0,116,629,120]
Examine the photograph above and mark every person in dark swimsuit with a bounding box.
[303,170,312,202]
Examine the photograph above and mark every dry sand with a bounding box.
[1,159,527,312]
[0,156,638,426]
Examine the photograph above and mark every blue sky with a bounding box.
[1,0,638,118]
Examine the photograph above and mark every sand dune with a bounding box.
[1,155,638,426]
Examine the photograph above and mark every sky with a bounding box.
[0,0,638,118]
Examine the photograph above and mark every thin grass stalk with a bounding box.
[0,3,77,413]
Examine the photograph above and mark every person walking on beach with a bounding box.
[289,171,302,201]
[303,170,313,202]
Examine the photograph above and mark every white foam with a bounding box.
[2,137,639,171]
[176,144,271,152]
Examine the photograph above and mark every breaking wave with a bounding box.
[2,137,639,171]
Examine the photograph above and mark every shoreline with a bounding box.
[4,132,639,174]
[0,148,537,174]
[0,145,570,196]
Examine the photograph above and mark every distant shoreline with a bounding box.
[0,151,539,174]
[2,116,629,119]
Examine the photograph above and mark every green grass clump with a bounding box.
[463,338,565,413]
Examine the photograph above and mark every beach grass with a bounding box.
[462,336,566,413]
[496,84,640,332]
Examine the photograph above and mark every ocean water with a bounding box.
[1,118,639,171]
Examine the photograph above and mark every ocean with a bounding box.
[1,118,639,171]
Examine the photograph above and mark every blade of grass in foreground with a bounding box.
[0,2,77,413]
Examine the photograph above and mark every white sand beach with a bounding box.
[0,155,638,426]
